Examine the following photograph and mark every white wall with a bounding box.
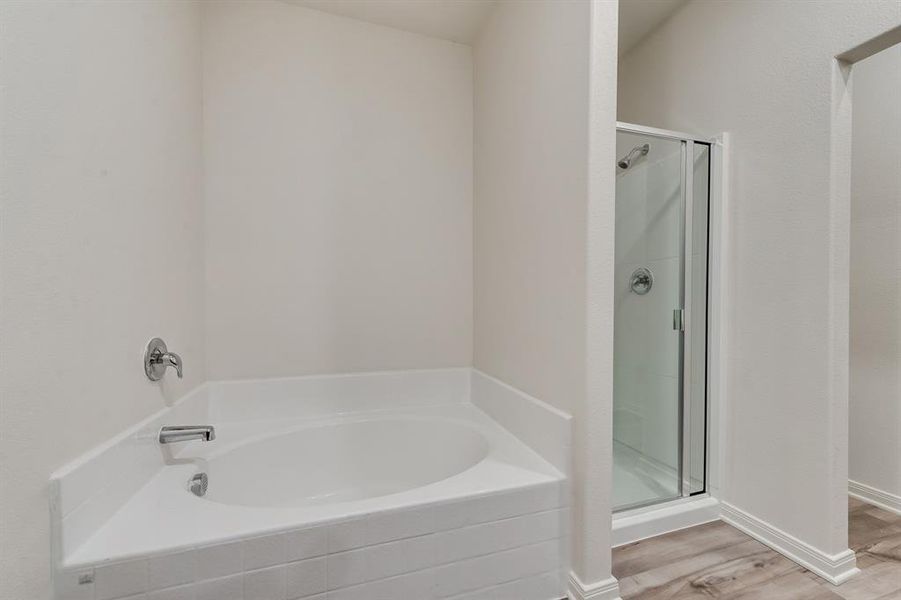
[849,43,901,502]
[202,0,473,380]
[473,0,589,421]
[0,1,205,598]
[473,0,619,589]
[619,0,901,558]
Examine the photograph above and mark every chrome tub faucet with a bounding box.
[159,425,216,444]
[144,337,183,380]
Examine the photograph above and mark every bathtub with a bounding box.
[203,415,491,508]
[52,369,569,600]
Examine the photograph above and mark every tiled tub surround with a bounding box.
[52,369,570,600]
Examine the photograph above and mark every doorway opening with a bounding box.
[846,37,901,578]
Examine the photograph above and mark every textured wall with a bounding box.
[619,0,901,556]
[849,43,901,500]
[473,0,619,588]
[473,0,589,419]
[0,2,205,598]
[202,0,473,380]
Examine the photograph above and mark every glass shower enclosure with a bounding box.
[613,122,710,511]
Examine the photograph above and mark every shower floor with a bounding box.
[613,440,680,511]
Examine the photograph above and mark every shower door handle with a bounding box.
[673,309,684,332]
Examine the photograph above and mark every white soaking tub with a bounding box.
[52,369,569,600]
[202,417,491,507]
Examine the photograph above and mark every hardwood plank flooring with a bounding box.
[612,497,901,599]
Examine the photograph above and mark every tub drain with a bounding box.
[190,472,208,497]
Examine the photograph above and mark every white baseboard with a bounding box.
[613,496,720,547]
[720,502,859,585]
[849,480,901,516]
[567,573,621,600]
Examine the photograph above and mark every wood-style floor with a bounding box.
[612,497,901,599]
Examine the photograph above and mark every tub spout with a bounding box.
[159,425,216,444]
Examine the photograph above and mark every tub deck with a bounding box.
[67,403,563,566]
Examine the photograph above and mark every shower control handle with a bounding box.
[630,267,653,295]
[144,338,183,381]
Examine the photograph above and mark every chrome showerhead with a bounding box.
[617,143,650,170]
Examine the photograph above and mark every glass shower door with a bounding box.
[612,127,710,512]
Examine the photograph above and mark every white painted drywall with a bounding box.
[473,0,619,588]
[582,0,621,589]
[202,0,473,380]
[473,0,589,419]
[0,1,205,598]
[618,0,688,56]
[619,0,901,557]
[287,0,497,44]
[849,43,901,501]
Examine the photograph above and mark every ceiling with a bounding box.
[618,0,689,56]
[285,0,687,52]
[286,0,498,44]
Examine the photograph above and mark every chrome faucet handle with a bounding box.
[144,338,184,381]
[162,351,183,378]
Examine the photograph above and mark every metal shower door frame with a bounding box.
[616,121,713,500]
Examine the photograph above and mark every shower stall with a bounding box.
[613,122,712,512]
